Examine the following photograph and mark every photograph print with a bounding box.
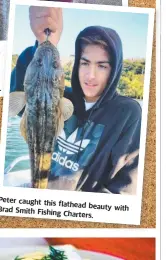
[1,1,154,200]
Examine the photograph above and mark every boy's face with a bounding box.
[78,44,112,103]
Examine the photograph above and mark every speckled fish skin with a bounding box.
[23,41,64,188]
[0,0,10,40]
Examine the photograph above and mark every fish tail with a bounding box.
[34,153,52,189]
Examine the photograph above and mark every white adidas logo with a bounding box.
[57,128,90,155]
[52,128,90,171]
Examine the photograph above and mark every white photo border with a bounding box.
[0,0,155,225]
[122,0,128,6]
[0,41,7,97]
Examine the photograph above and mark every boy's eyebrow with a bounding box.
[98,61,111,64]
[80,57,90,62]
[80,57,111,64]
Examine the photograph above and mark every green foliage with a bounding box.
[12,55,145,99]
[12,54,18,70]
[122,59,145,75]
[47,246,68,260]
[118,59,145,99]
[64,79,71,87]
[63,60,73,82]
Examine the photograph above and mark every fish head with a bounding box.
[24,41,64,97]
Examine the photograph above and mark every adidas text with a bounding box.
[52,152,79,171]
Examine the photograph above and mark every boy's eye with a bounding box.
[98,64,107,69]
[80,61,89,66]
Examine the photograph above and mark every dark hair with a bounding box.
[79,35,112,64]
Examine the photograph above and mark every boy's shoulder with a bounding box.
[109,94,142,119]
[64,86,73,100]
[17,43,37,66]
[117,95,142,109]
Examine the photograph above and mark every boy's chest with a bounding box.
[51,114,105,176]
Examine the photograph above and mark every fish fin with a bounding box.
[60,97,74,121]
[59,74,65,98]
[20,109,27,142]
[9,91,26,117]
[56,105,64,137]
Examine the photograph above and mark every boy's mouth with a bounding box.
[85,82,97,88]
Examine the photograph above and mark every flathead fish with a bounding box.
[9,41,73,188]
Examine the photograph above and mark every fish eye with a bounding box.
[52,61,58,69]
[36,58,42,67]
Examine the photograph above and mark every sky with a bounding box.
[12,5,149,59]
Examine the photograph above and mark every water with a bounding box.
[5,116,30,173]
[4,99,143,173]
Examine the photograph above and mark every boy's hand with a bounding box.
[29,7,63,46]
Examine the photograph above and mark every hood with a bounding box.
[71,25,123,119]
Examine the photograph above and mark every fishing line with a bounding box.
[44,28,51,42]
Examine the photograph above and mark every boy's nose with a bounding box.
[87,66,96,79]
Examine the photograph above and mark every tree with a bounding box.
[12,55,18,70]
[63,60,73,81]
[11,55,145,99]
[117,59,145,99]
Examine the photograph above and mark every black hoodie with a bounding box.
[10,26,142,194]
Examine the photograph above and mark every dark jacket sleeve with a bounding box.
[10,45,37,116]
[10,43,37,93]
[98,102,142,195]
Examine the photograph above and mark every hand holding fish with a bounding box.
[29,6,63,46]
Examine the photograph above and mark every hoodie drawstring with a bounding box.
[76,106,96,161]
